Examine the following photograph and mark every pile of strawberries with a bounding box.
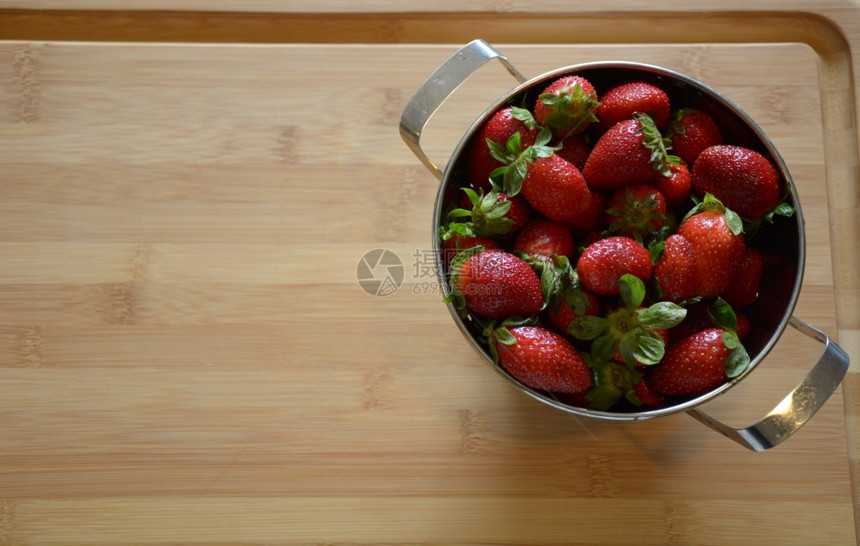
[439,72,796,412]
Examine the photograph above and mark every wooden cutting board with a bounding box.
[1,2,859,544]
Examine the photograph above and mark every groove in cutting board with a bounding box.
[0,10,849,51]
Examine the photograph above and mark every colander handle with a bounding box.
[686,316,849,451]
[399,39,526,180]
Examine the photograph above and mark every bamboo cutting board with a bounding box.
[1,2,859,545]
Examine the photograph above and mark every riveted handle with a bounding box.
[686,316,849,451]
[399,39,526,180]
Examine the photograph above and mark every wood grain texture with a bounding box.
[0,4,859,544]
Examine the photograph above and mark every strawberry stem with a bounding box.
[569,275,686,367]
[709,298,751,378]
[539,82,601,138]
[488,127,560,197]
[606,188,667,243]
[634,112,679,177]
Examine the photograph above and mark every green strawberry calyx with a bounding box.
[443,245,487,315]
[487,126,559,197]
[510,105,539,130]
[682,192,744,236]
[516,253,578,313]
[539,82,601,137]
[440,187,515,240]
[634,112,681,178]
[606,187,668,244]
[665,107,699,138]
[582,352,644,411]
[709,298,751,378]
[483,316,540,365]
[741,183,797,239]
[567,274,686,367]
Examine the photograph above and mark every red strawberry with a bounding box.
[563,190,608,235]
[668,108,723,166]
[544,287,602,335]
[467,107,539,191]
[691,145,781,220]
[677,209,745,298]
[594,81,671,134]
[736,311,751,341]
[719,247,763,309]
[583,114,674,191]
[651,161,692,207]
[650,328,730,396]
[440,233,499,267]
[513,219,577,259]
[521,154,594,223]
[605,184,667,241]
[631,375,665,408]
[654,234,697,303]
[453,250,543,319]
[534,75,600,138]
[498,192,533,235]
[493,325,593,393]
[576,236,653,296]
[554,134,592,171]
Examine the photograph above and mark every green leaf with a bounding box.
[637,301,687,329]
[724,344,751,378]
[709,298,738,333]
[684,192,725,223]
[532,145,558,159]
[538,82,601,137]
[502,158,527,196]
[617,338,636,367]
[585,359,637,411]
[493,326,516,346]
[520,253,577,312]
[447,222,473,237]
[583,354,642,411]
[725,208,744,236]
[487,138,516,165]
[479,189,497,209]
[483,199,511,219]
[446,208,473,219]
[466,189,515,237]
[564,286,590,316]
[592,333,619,362]
[585,378,623,411]
[510,106,538,130]
[505,132,523,156]
[539,261,559,306]
[632,330,666,366]
[500,315,539,329]
[567,315,608,340]
[554,254,571,270]
[773,202,795,217]
[534,126,553,148]
[634,112,674,177]
[649,240,665,263]
[722,331,742,350]
[619,274,646,310]
[461,187,479,206]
